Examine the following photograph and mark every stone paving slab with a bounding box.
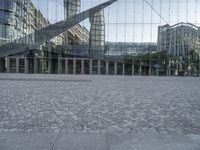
[0,133,200,150]
[188,134,200,145]
[0,132,58,150]
[0,74,200,134]
[52,133,109,150]
[108,134,200,150]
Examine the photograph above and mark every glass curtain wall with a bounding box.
[0,0,200,75]
[0,0,13,46]
[64,0,80,45]
[89,10,105,58]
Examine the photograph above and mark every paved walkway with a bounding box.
[0,74,200,134]
[0,74,200,149]
[0,133,200,150]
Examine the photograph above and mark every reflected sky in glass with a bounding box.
[32,0,200,42]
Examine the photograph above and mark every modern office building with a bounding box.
[157,22,200,58]
[89,10,105,58]
[0,0,123,75]
[0,0,89,49]
[0,0,90,72]
[64,0,105,58]
[0,0,199,76]
[63,0,89,46]
[64,0,80,19]
[0,0,40,46]
[0,0,66,72]
[0,0,65,48]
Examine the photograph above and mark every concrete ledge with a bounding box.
[108,134,200,150]
[0,133,58,150]
[0,133,200,150]
[188,134,200,145]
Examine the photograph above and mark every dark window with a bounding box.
[0,0,13,10]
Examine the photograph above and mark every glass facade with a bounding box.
[64,0,80,45]
[0,0,13,10]
[63,0,106,58]
[0,10,12,24]
[89,10,105,58]
[64,0,80,19]
[0,0,13,46]
[157,23,200,57]
[0,0,35,46]
[0,0,199,76]
[0,0,200,59]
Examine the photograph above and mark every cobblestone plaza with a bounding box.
[0,74,200,134]
[1,0,200,149]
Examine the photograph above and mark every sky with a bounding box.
[32,0,200,43]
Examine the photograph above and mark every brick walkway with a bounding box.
[0,74,200,134]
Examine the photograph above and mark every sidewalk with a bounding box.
[0,133,200,150]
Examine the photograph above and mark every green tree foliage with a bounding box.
[124,50,173,62]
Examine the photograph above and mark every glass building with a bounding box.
[0,0,18,46]
[0,0,200,76]
[63,0,106,58]
[64,0,81,45]
[157,23,200,57]
[64,0,80,19]
[0,0,50,46]
[0,0,62,73]
[63,0,90,57]
[89,10,105,58]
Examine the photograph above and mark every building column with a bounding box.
[149,62,151,76]
[34,58,37,74]
[48,57,52,73]
[73,59,76,74]
[89,59,93,75]
[106,61,109,75]
[114,62,117,75]
[156,60,159,76]
[65,58,68,74]
[98,60,101,75]
[58,58,61,74]
[156,67,159,76]
[198,56,200,77]
[139,62,142,76]
[41,58,44,73]
[24,58,28,74]
[176,61,179,76]
[149,67,151,76]
[6,57,10,73]
[132,61,135,76]
[16,57,19,73]
[122,63,125,76]
[81,59,84,74]
[167,60,171,76]
[0,58,5,72]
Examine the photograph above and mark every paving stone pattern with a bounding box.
[0,74,200,134]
